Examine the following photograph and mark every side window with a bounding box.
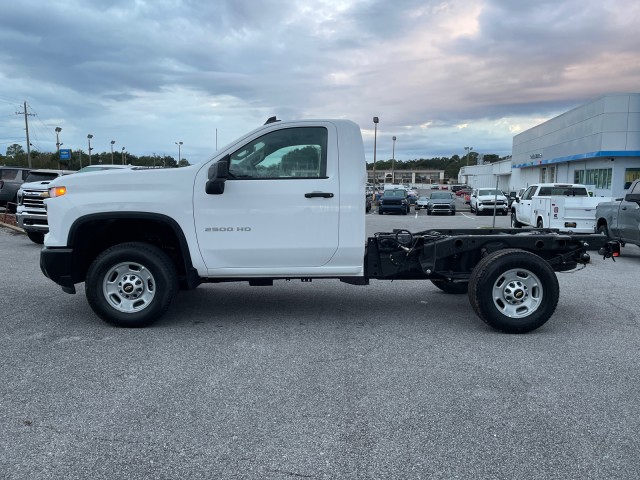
[0,169,18,181]
[229,127,327,180]
[522,187,534,200]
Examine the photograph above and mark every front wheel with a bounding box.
[468,249,559,333]
[26,231,45,244]
[86,242,178,328]
[511,211,522,228]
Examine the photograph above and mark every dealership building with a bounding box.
[459,93,640,197]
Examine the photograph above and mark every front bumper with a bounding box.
[428,205,455,214]
[40,247,77,293]
[477,204,508,213]
[379,204,408,214]
[17,212,49,232]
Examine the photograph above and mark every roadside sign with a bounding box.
[59,149,72,161]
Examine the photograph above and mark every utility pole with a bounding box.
[16,101,35,168]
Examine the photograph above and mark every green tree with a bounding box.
[6,144,25,157]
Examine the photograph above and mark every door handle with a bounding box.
[305,192,334,198]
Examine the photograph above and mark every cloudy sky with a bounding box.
[1,0,638,164]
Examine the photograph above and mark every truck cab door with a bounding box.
[517,186,535,224]
[619,183,640,243]
[193,124,340,273]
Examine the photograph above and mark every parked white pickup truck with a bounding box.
[511,183,608,233]
[40,118,616,333]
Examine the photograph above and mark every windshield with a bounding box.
[430,192,453,199]
[478,189,503,196]
[383,190,406,198]
[24,172,60,182]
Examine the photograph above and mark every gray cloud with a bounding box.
[1,0,638,161]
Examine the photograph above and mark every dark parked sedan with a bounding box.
[424,191,456,215]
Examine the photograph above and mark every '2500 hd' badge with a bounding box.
[205,227,251,232]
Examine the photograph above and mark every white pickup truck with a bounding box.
[40,118,615,333]
[511,183,608,233]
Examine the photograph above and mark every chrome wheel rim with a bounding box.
[492,268,542,318]
[103,262,156,313]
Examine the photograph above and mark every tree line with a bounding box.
[369,153,506,181]
[1,144,190,170]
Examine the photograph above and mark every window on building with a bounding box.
[624,168,640,189]
[573,168,612,189]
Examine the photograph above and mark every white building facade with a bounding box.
[459,93,640,197]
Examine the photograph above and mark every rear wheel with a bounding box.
[468,249,559,333]
[86,242,178,328]
[26,231,45,244]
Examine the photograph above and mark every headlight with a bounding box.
[49,186,67,198]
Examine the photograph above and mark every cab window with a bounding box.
[229,127,327,179]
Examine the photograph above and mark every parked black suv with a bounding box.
[378,189,410,215]
[0,167,31,212]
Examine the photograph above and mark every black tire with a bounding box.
[26,231,45,244]
[468,249,559,333]
[450,210,456,216]
[431,279,468,294]
[511,211,522,228]
[427,210,432,215]
[402,209,407,215]
[597,224,609,237]
[8,196,17,213]
[86,242,178,328]
[378,209,383,215]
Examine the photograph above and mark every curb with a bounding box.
[0,222,25,234]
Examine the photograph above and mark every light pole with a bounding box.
[465,146,473,167]
[121,147,126,165]
[372,117,379,195]
[110,140,116,164]
[175,141,183,165]
[55,127,62,170]
[391,135,396,184]
[87,134,94,165]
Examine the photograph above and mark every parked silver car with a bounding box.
[423,191,456,215]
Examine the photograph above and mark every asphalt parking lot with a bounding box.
[1,209,640,479]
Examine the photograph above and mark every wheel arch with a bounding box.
[595,217,608,231]
[66,212,199,289]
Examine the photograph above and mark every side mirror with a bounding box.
[206,156,230,195]
[625,193,640,205]
[515,197,520,203]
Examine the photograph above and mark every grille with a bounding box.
[21,190,47,209]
